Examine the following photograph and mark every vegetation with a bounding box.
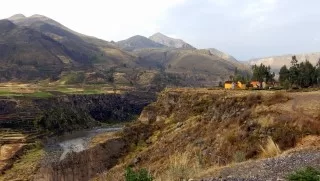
[279,56,320,88]
[34,107,95,133]
[287,167,320,181]
[61,71,86,84]
[158,151,200,181]
[251,63,275,84]
[125,167,153,181]
[0,145,44,181]
[102,89,320,180]
[259,136,282,158]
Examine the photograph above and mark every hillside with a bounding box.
[0,19,90,81]
[94,89,320,181]
[249,52,320,73]
[7,14,136,67]
[134,48,249,86]
[149,32,195,49]
[0,14,249,87]
[116,35,166,51]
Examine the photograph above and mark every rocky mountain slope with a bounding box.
[149,32,195,49]
[134,48,249,86]
[249,52,320,73]
[1,14,249,87]
[116,35,166,51]
[0,19,90,81]
[7,14,135,67]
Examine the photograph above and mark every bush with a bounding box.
[287,167,320,181]
[125,167,153,181]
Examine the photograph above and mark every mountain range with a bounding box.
[0,14,251,87]
[249,52,320,73]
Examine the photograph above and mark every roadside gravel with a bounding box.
[200,147,320,181]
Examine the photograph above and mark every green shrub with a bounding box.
[125,167,153,181]
[287,167,320,181]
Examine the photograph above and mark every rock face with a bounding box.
[0,92,155,133]
[248,52,320,73]
[149,32,195,49]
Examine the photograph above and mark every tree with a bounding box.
[297,60,316,87]
[251,64,275,84]
[279,65,290,85]
[288,56,299,87]
[291,55,298,67]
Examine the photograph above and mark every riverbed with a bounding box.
[42,127,122,163]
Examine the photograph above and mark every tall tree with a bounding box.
[279,65,290,85]
[252,64,274,84]
[289,55,299,86]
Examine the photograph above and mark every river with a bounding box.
[43,127,122,162]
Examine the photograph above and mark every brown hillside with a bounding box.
[96,89,320,181]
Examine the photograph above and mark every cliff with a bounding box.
[100,89,320,180]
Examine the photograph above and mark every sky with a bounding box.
[1,0,320,60]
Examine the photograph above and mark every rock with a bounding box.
[139,110,156,124]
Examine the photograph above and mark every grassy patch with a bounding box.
[0,147,44,180]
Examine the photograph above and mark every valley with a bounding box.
[0,12,319,181]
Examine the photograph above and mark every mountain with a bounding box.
[208,48,238,63]
[0,19,90,81]
[0,14,249,87]
[149,32,195,49]
[134,48,249,86]
[249,52,320,73]
[7,14,135,67]
[116,35,166,51]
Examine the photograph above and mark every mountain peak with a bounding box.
[117,35,166,51]
[0,19,16,31]
[152,32,166,37]
[8,14,26,21]
[149,33,195,49]
[30,14,50,19]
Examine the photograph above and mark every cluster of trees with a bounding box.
[279,56,320,88]
[251,64,275,84]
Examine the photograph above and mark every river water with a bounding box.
[43,127,122,162]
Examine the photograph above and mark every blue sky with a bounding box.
[1,0,320,60]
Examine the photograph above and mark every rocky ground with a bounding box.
[199,146,320,181]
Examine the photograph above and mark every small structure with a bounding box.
[250,81,260,88]
[237,81,246,89]
[224,81,233,89]
[224,81,247,89]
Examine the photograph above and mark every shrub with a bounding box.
[158,151,200,181]
[287,167,320,181]
[125,167,153,181]
[260,136,281,158]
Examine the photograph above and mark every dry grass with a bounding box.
[155,151,200,181]
[94,89,320,180]
[260,137,282,158]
